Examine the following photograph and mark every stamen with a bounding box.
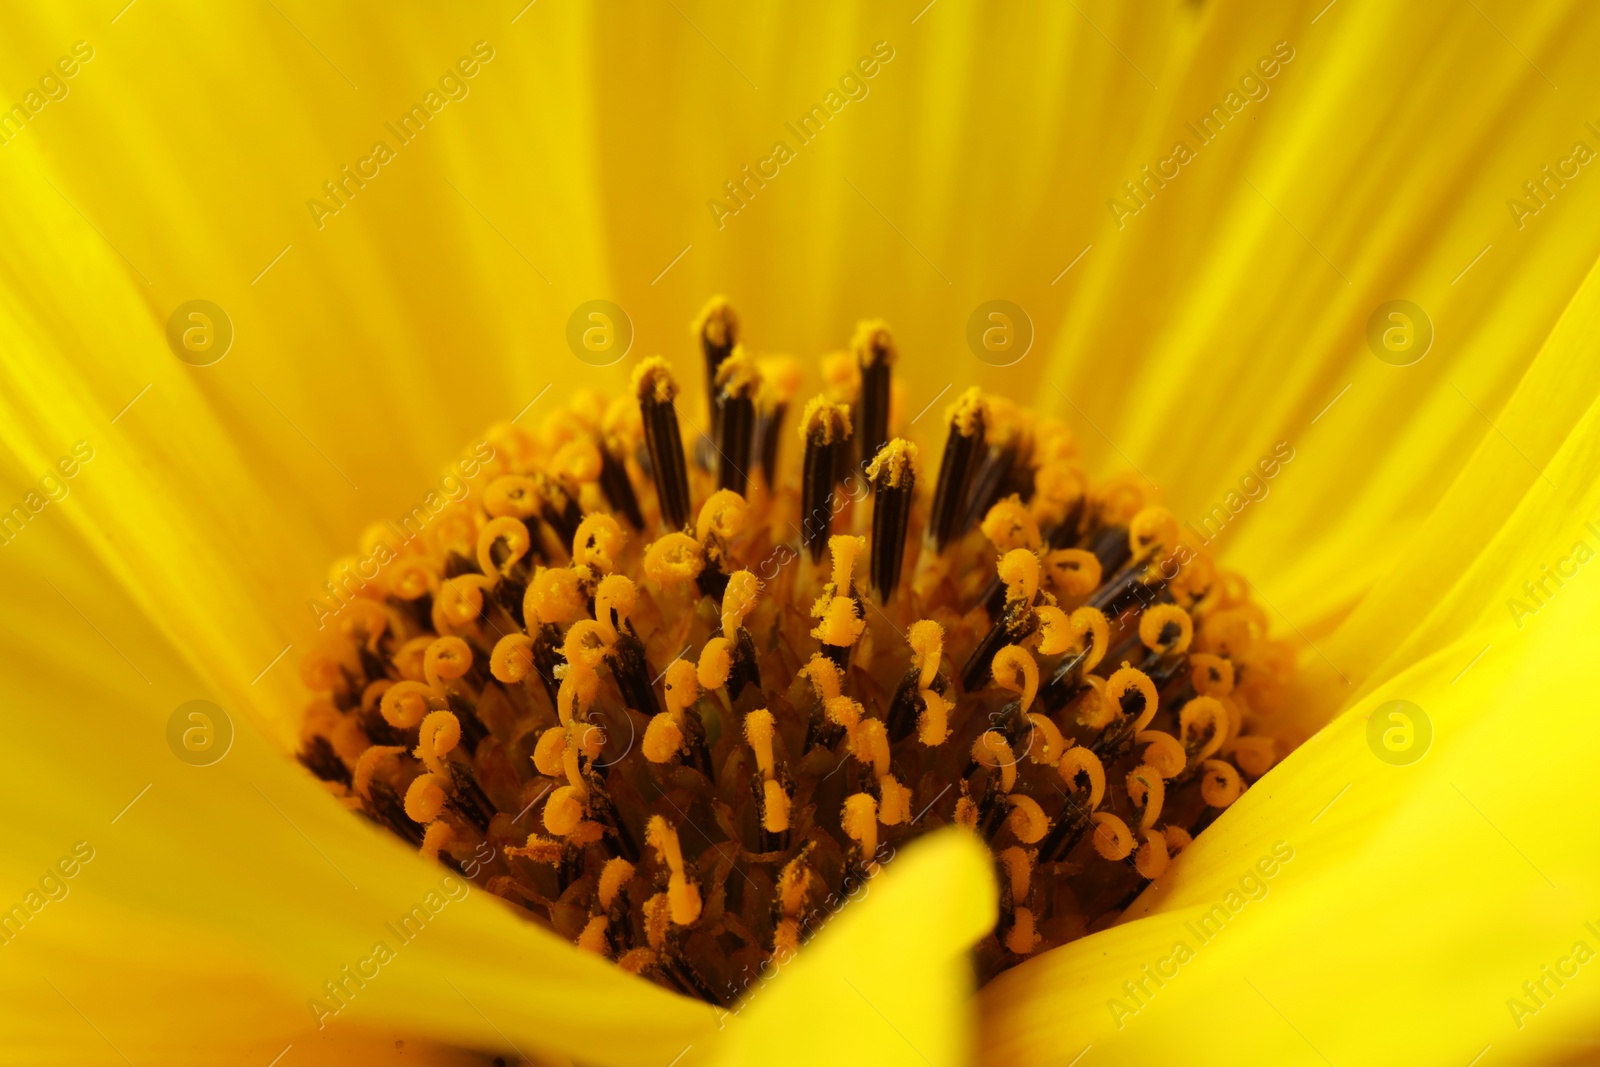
[960,547,1043,691]
[1006,795,1049,844]
[295,296,1303,1003]
[634,357,693,532]
[811,534,867,670]
[1200,759,1243,807]
[1091,812,1134,860]
[692,296,740,447]
[694,489,748,598]
[599,398,647,529]
[888,619,948,743]
[1043,548,1101,598]
[755,356,801,490]
[1179,696,1229,764]
[718,569,763,699]
[991,645,1039,714]
[1139,603,1194,656]
[918,688,953,746]
[962,399,1031,540]
[713,349,761,495]
[927,387,986,553]
[1137,729,1186,778]
[840,793,879,870]
[744,709,792,834]
[852,319,897,467]
[573,514,627,574]
[646,815,703,925]
[867,439,917,604]
[643,532,705,589]
[798,396,851,563]
[910,619,944,689]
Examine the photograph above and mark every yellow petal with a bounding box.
[713,830,996,1067]
[0,537,715,1065]
[983,235,1600,1065]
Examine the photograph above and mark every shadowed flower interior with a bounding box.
[295,296,1294,1005]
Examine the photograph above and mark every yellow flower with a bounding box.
[3,2,1600,1065]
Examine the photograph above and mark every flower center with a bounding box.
[295,296,1292,1005]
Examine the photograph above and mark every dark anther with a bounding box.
[493,577,528,629]
[533,472,583,549]
[727,627,762,701]
[961,591,1037,692]
[798,396,852,563]
[713,350,760,495]
[360,706,406,747]
[1045,496,1088,549]
[884,667,945,744]
[609,627,662,718]
[366,780,424,846]
[757,403,785,490]
[852,320,896,468]
[448,761,498,833]
[927,388,986,553]
[958,442,1018,543]
[297,735,351,786]
[445,690,491,754]
[597,437,645,529]
[634,357,693,532]
[356,645,390,687]
[867,439,915,603]
[528,624,563,708]
[1036,788,1092,863]
[694,296,740,445]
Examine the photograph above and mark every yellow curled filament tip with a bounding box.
[573,513,626,573]
[971,730,1018,793]
[917,687,952,747]
[1104,664,1159,732]
[642,713,684,764]
[644,532,705,588]
[1006,794,1049,844]
[646,815,703,925]
[908,619,944,689]
[476,515,532,578]
[744,708,778,777]
[1059,746,1106,810]
[1091,811,1133,860]
[721,569,761,636]
[981,497,1042,553]
[828,534,867,596]
[1139,603,1194,655]
[1125,765,1165,831]
[697,489,749,544]
[990,644,1039,713]
[380,680,436,729]
[594,573,638,642]
[663,658,699,719]
[800,655,842,702]
[1043,548,1102,599]
[484,475,541,519]
[1180,696,1229,762]
[1201,759,1243,807]
[490,633,535,684]
[526,566,587,626]
[1129,506,1179,559]
[841,793,879,863]
[811,596,864,648]
[1071,607,1111,671]
[998,548,1041,603]
[697,637,732,690]
[1189,652,1235,697]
